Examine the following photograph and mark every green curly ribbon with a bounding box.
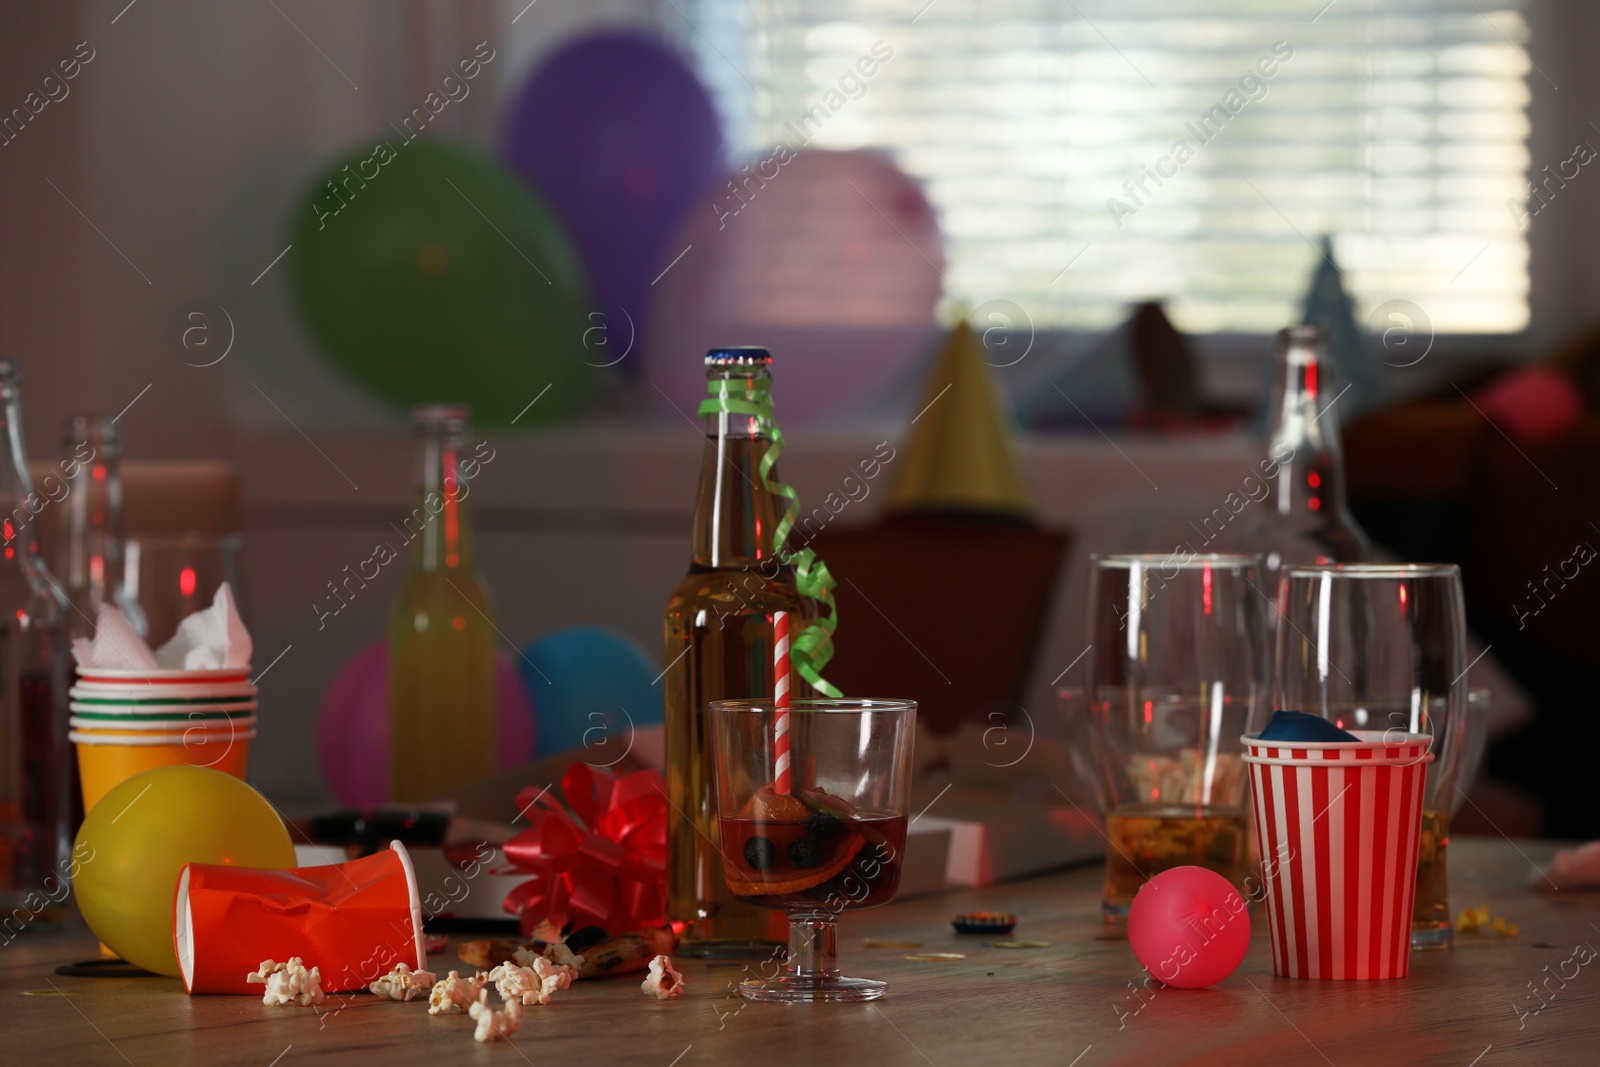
[698,378,841,698]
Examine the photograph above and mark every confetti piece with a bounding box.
[988,940,1051,949]
[1456,902,1518,938]
[904,953,966,961]
[864,939,923,949]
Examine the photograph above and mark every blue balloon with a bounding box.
[1259,710,1357,743]
[518,627,663,760]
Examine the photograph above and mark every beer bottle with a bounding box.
[663,348,805,957]
[1226,325,1370,590]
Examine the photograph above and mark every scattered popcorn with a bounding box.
[428,970,489,1015]
[515,940,586,974]
[246,957,325,1007]
[1456,903,1519,938]
[487,956,576,1007]
[423,932,449,956]
[369,963,437,1002]
[469,990,523,1043]
[640,955,684,1000]
[528,919,564,943]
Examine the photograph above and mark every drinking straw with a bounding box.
[774,610,791,795]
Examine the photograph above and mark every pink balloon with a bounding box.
[1473,365,1585,446]
[317,640,536,807]
[644,149,943,425]
[1127,866,1251,989]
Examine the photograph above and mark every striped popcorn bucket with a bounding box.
[1242,731,1433,980]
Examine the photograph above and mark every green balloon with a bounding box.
[289,139,596,426]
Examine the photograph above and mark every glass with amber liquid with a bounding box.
[1104,805,1249,914]
[388,405,497,802]
[663,348,803,957]
[1414,689,1488,946]
[1274,567,1469,950]
[1081,554,1269,921]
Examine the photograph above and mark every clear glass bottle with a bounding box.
[387,405,497,802]
[0,363,73,932]
[1227,325,1371,590]
[663,349,806,957]
[58,415,145,640]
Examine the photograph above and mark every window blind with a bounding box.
[679,0,1532,333]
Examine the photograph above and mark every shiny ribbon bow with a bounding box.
[699,377,842,697]
[501,764,668,936]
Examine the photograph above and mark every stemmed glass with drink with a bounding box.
[711,697,915,1002]
[1080,553,1270,921]
[1275,563,1468,949]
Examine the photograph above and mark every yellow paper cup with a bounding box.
[73,727,255,813]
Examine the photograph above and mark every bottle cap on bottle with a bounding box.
[63,415,120,452]
[411,404,470,430]
[1280,324,1324,348]
[704,347,771,367]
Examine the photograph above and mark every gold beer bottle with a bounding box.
[663,349,804,956]
[388,405,497,802]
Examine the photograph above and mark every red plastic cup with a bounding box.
[1242,730,1433,980]
[174,840,426,994]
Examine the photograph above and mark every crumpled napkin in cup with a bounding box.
[71,582,252,672]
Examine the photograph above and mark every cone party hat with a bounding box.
[885,318,1033,517]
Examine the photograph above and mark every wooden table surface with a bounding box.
[5,837,1596,1067]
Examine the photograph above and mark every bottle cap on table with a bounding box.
[951,911,1017,935]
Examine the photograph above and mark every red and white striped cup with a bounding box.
[1242,730,1433,980]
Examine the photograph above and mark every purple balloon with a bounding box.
[501,31,724,363]
[318,641,536,807]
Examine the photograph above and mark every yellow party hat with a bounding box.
[885,318,1034,516]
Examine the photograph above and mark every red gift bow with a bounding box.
[502,763,668,936]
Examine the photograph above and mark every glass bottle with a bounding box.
[58,415,145,640]
[663,349,807,957]
[387,405,497,802]
[0,363,72,932]
[1226,325,1370,590]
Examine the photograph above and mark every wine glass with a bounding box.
[1082,553,1270,921]
[711,698,915,1003]
[1274,563,1467,949]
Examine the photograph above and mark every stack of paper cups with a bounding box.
[71,666,256,812]
[1242,730,1433,980]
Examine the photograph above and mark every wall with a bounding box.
[0,1,1574,808]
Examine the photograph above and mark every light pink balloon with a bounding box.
[644,149,943,424]
[318,641,536,807]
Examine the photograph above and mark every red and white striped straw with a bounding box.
[773,610,791,795]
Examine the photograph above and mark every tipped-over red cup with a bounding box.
[174,840,426,994]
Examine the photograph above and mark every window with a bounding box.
[681,0,1533,333]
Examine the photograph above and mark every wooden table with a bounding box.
[5,838,1595,1066]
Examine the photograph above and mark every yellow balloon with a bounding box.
[73,765,296,976]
